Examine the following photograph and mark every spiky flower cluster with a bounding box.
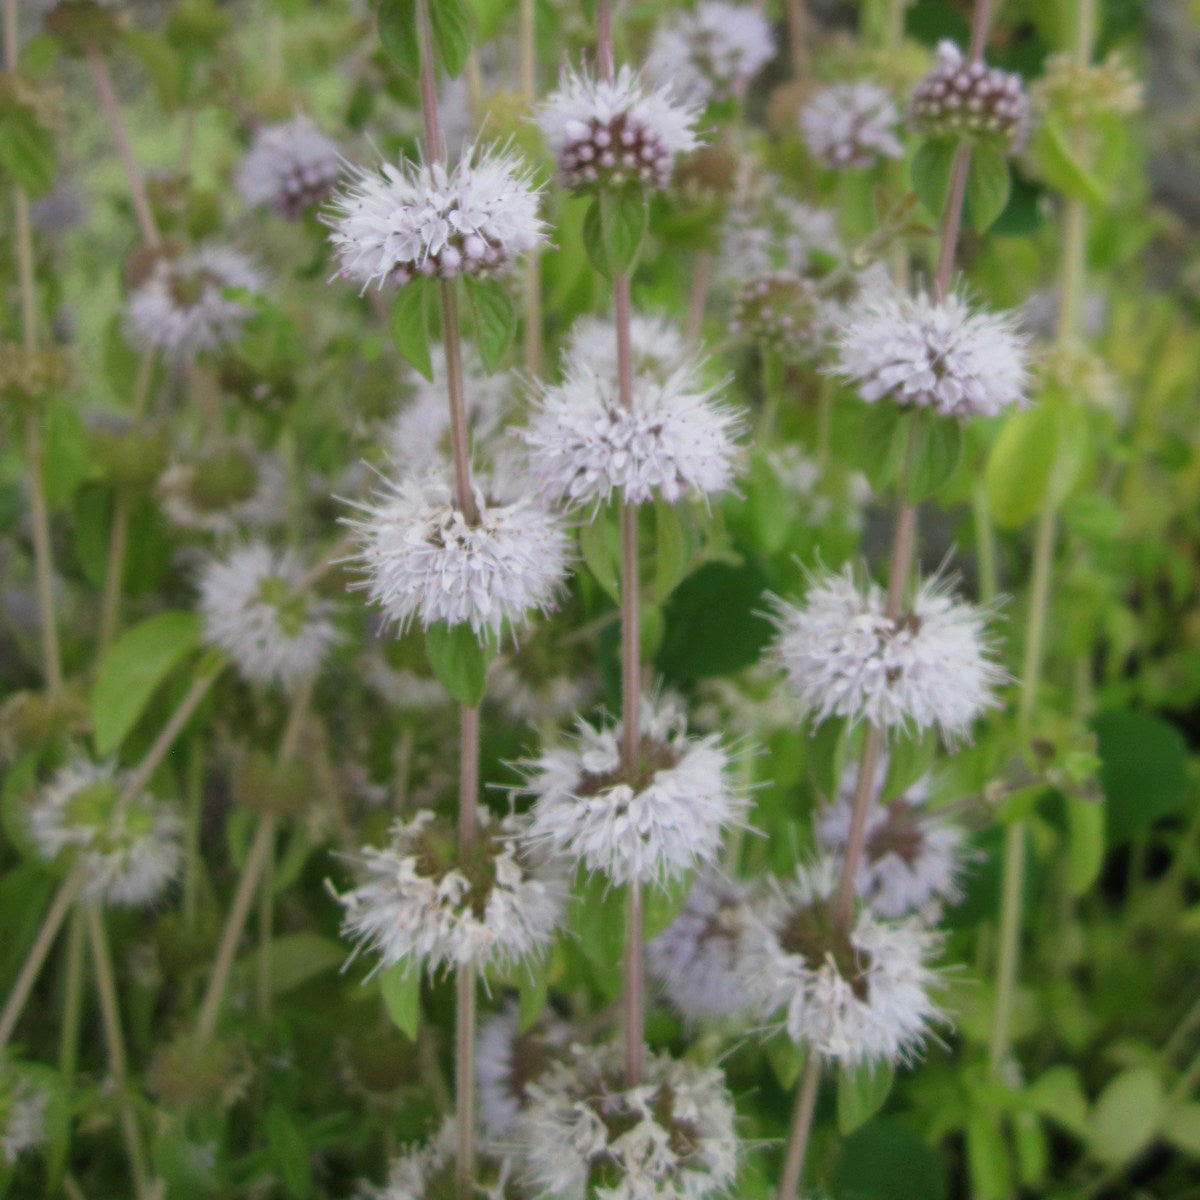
[347,470,569,640]
[910,41,1031,150]
[646,1,775,106]
[799,81,904,169]
[816,766,968,919]
[536,66,700,192]
[125,245,263,358]
[337,809,563,975]
[562,312,690,384]
[0,1071,48,1165]
[159,443,287,535]
[237,116,342,217]
[519,1042,739,1200]
[769,568,1004,743]
[718,195,840,284]
[834,287,1029,418]
[197,542,337,689]
[524,357,742,506]
[29,759,182,907]
[477,1002,571,1137]
[648,873,754,1022]
[520,696,747,887]
[748,859,944,1065]
[730,272,826,361]
[326,147,546,288]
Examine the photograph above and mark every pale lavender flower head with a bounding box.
[237,116,342,217]
[646,1,776,106]
[0,1071,48,1165]
[799,81,905,169]
[769,567,1004,743]
[536,65,701,192]
[326,146,546,289]
[476,1002,571,1138]
[833,286,1029,418]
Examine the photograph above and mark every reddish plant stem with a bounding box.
[777,1054,821,1200]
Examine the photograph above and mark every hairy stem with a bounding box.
[778,1054,821,1200]
[85,905,155,1200]
[455,964,476,1199]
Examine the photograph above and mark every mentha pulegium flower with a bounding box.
[337,809,563,975]
[561,311,690,385]
[198,542,337,689]
[718,194,840,284]
[799,81,904,169]
[646,1,775,106]
[158,442,287,536]
[384,344,512,473]
[346,470,569,640]
[0,1071,48,1166]
[535,65,701,193]
[730,272,828,362]
[816,764,968,919]
[747,858,945,1066]
[524,356,742,507]
[833,286,1029,418]
[477,1001,571,1138]
[910,40,1031,151]
[648,872,755,1022]
[518,695,749,888]
[236,116,342,217]
[326,146,546,289]
[519,1042,739,1200]
[29,759,183,907]
[769,567,1004,743]
[124,245,264,358]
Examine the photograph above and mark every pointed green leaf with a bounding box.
[906,413,963,502]
[391,279,434,381]
[600,187,648,276]
[653,501,688,603]
[837,1061,894,1135]
[880,728,937,802]
[578,508,621,604]
[966,139,1012,232]
[377,0,420,74]
[911,137,960,220]
[425,621,493,706]
[518,956,549,1031]
[985,402,1059,529]
[429,0,472,77]
[463,276,516,372]
[1031,115,1106,206]
[0,108,56,196]
[379,961,421,1039]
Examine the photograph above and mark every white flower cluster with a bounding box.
[159,443,287,536]
[520,696,747,887]
[347,471,569,640]
[719,194,840,284]
[0,1071,48,1166]
[648,873,754,1022]
[834,286,1029,418]
[29,759,182,907]
[477,1002,571,1137]
[327,147,545,289]
[125,245,263,358]
[524,356,742,507]
[769,568,1003,743]
[747,859,944,1065]
[337,809,563,974]
[519,1042,739,1200]
[236,116,342,217]
[816,765,968,919]
[647,1,775,106]
[562,312,690,385]
[198,541,337,689]
[536,66,700,192]
[799,81,904,169]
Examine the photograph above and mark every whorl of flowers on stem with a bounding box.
[158,442,287,536]
[524,355,742,507]
[476,1001,571,1138]
[29,759,183,907]
[910,40,1031,151]
[646,1,776,107]
[799,81,905,170]
[518,1042,739,1200]
[326,146,546,289]
[518,696,749,888]
[536,65,701,193]
[833,285,1029,419]
[346,469,570,641]
[747,858,945,1066]
[236,116,342,217]
[336,809,564,976]
[197,541,337,689]
[768,567,1004,744]
[0,1070,49,1166]
[562,312,690,385]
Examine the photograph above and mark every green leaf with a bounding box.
[231,933,343,998]
[377,0,420,74]
[966,139,1012,233]
[463,276,516,372]
[425,621,493,706]
[880,728,937,801]
[766,1035,805,1091]
[518,956,549,1031]
[265,1104,313,1199]
[859,404,908,492]
[92,612,203,756]
[806,717,847,800]
[572,873,625,975]
[906,413,963,502]
[1025,1064,1088,1138]
[122,28,181,110]
[1031,115,1106,206]
[391,280,434,381]
[429,0,473,77]
[0,107,56,196]
[985,402,1059,529]
[1091,709,1189,844]
[837,1061,894,1135]
[966,1109,1012,1200]
[643,872,690,939]
[378,961,421,1039]
[1088,1066,1164,1166]
[1064,792,1104,895]
[583,190,648,278]
[911,137,959,221]
[1163,1103,1200,1156]
[43,400,91,509]
[653,501,689,603]
[578,507,621,604]
[835,1117,949,1200]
